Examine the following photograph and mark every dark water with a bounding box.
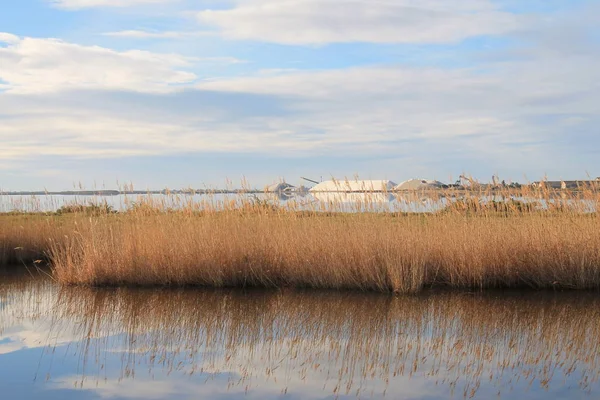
[1,270,600,399]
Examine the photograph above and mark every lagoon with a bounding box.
[1,191,596,214]
[2,269,599,399]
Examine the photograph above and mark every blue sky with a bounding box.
[1,0,599,190]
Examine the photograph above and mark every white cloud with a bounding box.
[0,93,306,161]
[197,0,520,45]
[0,33,197,94]
[0,32,20,44]
[48,0,180,9]
[1,48,598,171]
[190,48,599,173]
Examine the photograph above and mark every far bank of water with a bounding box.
[2,192,597,214]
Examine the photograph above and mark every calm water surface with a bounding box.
[0,192,446,213]
[2,192,596,213]
[1,269,599,399]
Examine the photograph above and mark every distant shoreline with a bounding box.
[0,190,271,196]
[1,185,598,196]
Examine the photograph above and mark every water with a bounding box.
[1,192,596,213]
[1,269,599,399]
[0,192,448,213]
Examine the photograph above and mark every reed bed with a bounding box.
[2,185,600,292]
[0,214,65,266]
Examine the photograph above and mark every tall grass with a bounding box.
[0,214,62,266]
[2,185,600,292]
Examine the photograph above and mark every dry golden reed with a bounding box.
[0,214,62,266]
[2,184,600,292]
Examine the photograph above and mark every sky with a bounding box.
[0,0,599,190]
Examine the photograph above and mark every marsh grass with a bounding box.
[2,184,600,292]
[0,214,60,266]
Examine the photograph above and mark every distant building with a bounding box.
[309,180,397,192]
[394,179,445,191]
[533,179,600,189]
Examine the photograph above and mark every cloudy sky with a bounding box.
[1,0,599,190]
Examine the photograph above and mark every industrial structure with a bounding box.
[309,180,397,192]
[394,179,445,191]
[260,176,599,195]
[533,179,600,190]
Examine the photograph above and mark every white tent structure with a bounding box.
[394,179,445,191]
[309,180,396,192]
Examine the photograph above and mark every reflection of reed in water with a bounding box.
[44,288,600,398]
[0,271,53,335]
